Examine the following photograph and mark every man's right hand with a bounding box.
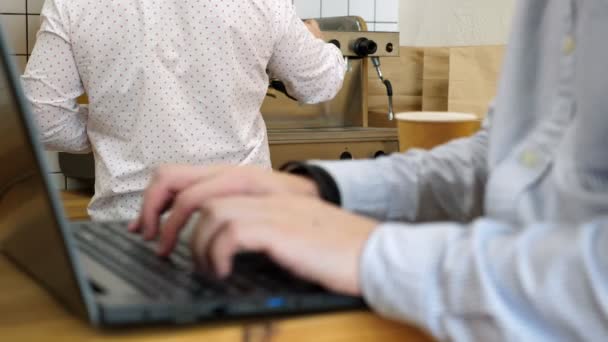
[128,164,320,255]
[304,19,323,39]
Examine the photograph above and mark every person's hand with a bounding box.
[129,164,320,254]
[304,19,323,39]
[188,195,378,296]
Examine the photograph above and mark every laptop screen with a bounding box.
[0,29,91,320]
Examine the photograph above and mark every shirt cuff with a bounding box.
[310,159,393,219]
[359,222,454,337]
[280,161,341,205]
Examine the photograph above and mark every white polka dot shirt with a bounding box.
[22,0,346,221]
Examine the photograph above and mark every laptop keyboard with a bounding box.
[72,222,322,300]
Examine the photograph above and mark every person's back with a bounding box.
[23,0,345,220]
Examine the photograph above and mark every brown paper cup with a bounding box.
[396,112,481,152]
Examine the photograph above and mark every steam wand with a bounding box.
[371,57,394,121]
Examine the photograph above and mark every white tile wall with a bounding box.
[375,22,399,32]
[293,0,399,32]
[376,0,399,22]
[0,1,26,13]
[0,0,63,188]
[293,0,321,19]
[1,14,27,54]
[347,0,375,22]
[322,0,348,18]
[27,14,39,54]
[29,0,45,13]
[13,54,27,70]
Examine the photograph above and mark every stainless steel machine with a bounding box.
[263,16,400,168]
[58,17,400,180]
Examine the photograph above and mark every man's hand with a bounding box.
[129,164,320,255]
[304,19,323,39]
[189,195,378,296]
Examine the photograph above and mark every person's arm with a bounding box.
[267,3,346,104]
[132,164,608,340]
[361,218,608,340]
[313,115,491,223]
[21,0,90,153]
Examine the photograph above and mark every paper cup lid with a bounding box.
[395,112,479,122]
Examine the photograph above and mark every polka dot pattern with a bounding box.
[22,0,346,221]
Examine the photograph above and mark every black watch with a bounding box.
[280,162,341,206]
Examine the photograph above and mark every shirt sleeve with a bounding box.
[312,114,491,223]
[267,2,346,104]
[21,0,90,153]
[360,218,608,341]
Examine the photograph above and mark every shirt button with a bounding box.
[563,36,576,55]
[520,150,540,168]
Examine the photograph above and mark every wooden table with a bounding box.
[0,191,433,342]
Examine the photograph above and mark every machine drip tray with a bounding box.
[268,127,398,144]
[267,127,399,168]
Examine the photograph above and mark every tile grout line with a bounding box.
[374,0,377,31]
[25,0,29,59]
[319,0,322,18]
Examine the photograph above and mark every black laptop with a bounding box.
[0,27,364,327]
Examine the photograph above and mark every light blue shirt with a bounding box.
[317,0,608,340]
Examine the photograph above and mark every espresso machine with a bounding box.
[263,16,400,168]
[58,17,400,181]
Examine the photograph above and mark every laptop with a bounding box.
[0,27,364,327]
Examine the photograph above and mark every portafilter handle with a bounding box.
[371,57,394,121]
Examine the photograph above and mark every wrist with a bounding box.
[295,175,321,198]
[350,220,380,296]
[280,162,341,205]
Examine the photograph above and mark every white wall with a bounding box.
[399,0,516,46]
[293,0,399,32]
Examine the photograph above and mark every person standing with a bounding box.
[22,0,345,220]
